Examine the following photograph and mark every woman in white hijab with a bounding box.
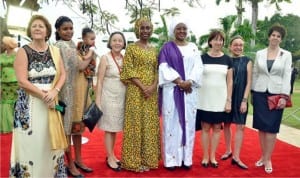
[158,17,203,170]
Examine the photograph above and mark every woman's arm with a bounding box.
[95,55,108,108]
[281,51,292,95]
[240,60,252,113]
[225,68,233,113]
[14,48,46,100]
[43,54,66,106]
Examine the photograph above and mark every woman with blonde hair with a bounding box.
[10,15,67,177]
[221,35,252,170]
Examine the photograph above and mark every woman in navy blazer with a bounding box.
[251,24,292,174]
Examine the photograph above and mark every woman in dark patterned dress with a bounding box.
[10,15,67,177]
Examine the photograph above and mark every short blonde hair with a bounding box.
[26,15,52,41]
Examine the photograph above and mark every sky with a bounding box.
[89,0,300,37]
[2,0,300,41]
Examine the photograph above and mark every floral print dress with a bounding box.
[120,43,161,172]
[10,45,66,178]
[0,53,18,133]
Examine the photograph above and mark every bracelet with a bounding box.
[226,98,232,103]
[242,98,248,102]
[55,87,61,93]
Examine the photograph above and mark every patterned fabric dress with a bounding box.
[98,53,126,132]
[0,53,18,133]
[10,45,66,178]
[55,40,78,135]
[120,43,161,172]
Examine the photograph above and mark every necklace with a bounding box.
[110,51,123,73]
[31,42,48,52]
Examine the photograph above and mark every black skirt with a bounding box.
[196,109,230,125]
[252,91,283,133]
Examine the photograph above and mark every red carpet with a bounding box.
[1,125,300,177]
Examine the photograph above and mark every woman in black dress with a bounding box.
[221,36,252,169]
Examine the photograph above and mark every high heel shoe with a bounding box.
[221,152,232,160]
[106,160,121,172]
[201,162,209,168]
[231,159,248,169]
[255,160,264,167]
[265,166,273,174]
[66,167,84,178]
[74,162,93,173]
[210,162,219,168]
[106,157,121,166]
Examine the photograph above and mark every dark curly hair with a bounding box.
[268,23,286,39]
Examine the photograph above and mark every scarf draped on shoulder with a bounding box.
[158,41,187,146]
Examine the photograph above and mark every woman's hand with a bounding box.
[143,84,156,99]
[42,89,58,104]
[179,80,192,94]
[46,100,56,109]
[277,98,286,109]
[240,101,247,113]
[225,101,232,113]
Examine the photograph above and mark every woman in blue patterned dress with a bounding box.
[10,15,67,177]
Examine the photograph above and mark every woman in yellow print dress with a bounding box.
[120,17,160,172]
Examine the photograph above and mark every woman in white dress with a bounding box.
[159,18,203,170]
[10,15,67,177]
[196,30,233,168]
[95,32,127,171]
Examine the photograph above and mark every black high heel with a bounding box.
[201,161,209,168]
[74,162,93,173]
[210,162,219,168]
[66,167,84,178]
[106,160,121,172]
[231,159,248,170]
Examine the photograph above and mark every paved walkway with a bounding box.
[246,115,300,148]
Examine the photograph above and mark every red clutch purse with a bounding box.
[267,95,292,110]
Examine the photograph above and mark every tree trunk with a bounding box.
[250,0,258,48]
[235,0,243,26]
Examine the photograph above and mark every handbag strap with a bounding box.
[84,78,93,110]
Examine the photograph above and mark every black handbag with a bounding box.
[82,102,103,132]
